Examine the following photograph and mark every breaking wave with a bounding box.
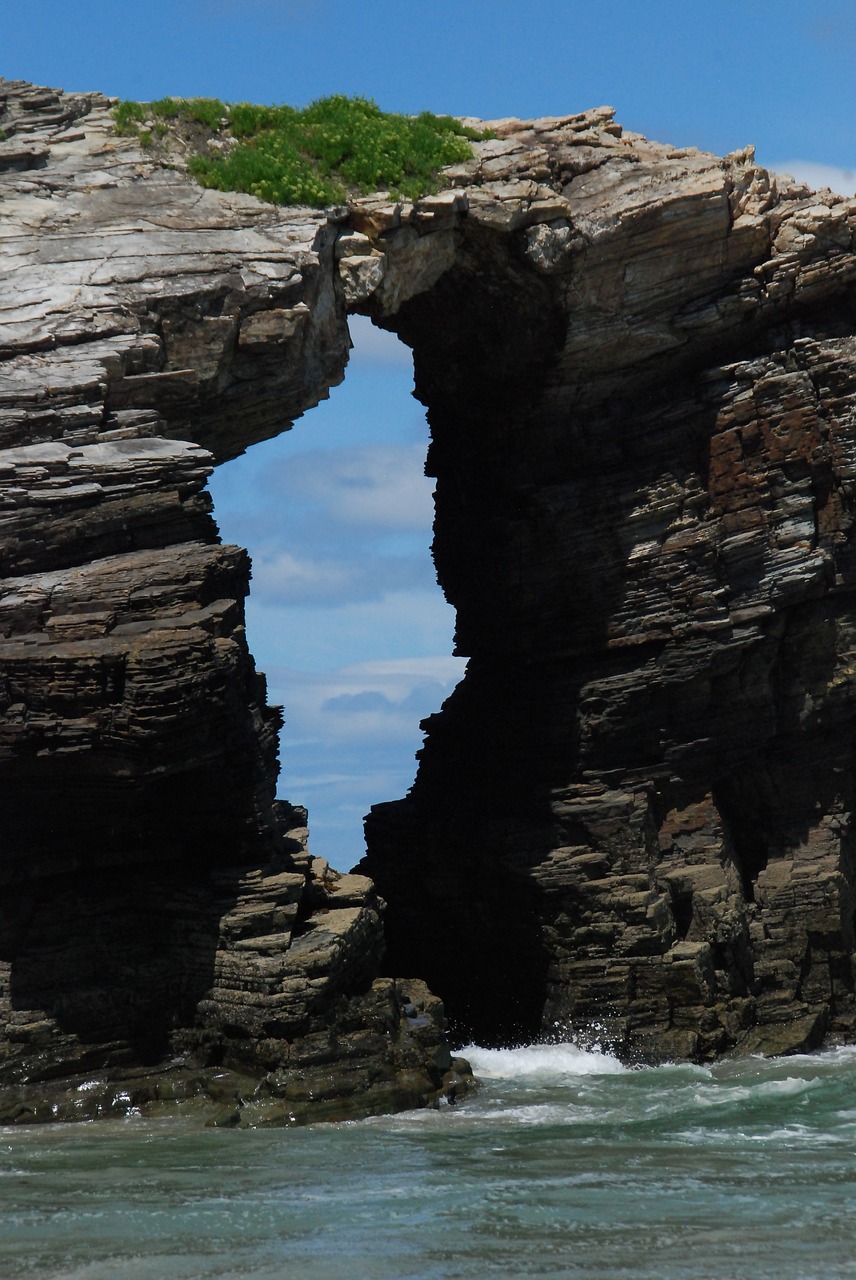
[459,1039,627,1081]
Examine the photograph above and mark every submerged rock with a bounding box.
[0,976,473,1127]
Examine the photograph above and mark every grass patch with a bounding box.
[112,99,148,134]
[111,93,489,207]
[183,97,229,130]
[150,96,181,121]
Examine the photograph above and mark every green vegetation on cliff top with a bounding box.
[112,95,488,207]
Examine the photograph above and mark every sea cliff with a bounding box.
[2,77,856,1120]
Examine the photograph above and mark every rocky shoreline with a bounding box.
[3,76,856,1123]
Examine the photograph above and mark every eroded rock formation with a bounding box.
[0,79,468,1124]
[359,113,856,1061]
[3,77,856,1121]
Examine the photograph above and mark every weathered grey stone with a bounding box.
[0,78,463,1125]
[337,252,386,306]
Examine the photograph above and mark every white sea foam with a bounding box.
[459,1040,627,1081]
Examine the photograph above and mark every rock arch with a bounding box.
[3,78,856,1118]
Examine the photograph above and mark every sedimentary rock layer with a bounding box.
[0,79,467,1123]
[358,113,856,1061]
[4,75,856,1111]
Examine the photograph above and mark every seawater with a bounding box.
[3,1043,856,1279]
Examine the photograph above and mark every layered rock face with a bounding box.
[0,80,467,1123]
[360,114,856,1060]
[3,77,856,1115]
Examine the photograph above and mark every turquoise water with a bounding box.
[3,1042,856,1279]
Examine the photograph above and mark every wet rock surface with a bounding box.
[0,974,472,1128]
[4,76,856,1112]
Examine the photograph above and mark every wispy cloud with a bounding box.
[247,587,458,672]
[275,654,465,747]
[770,160,856,196]
[256,442,435,531]
[267,654,465,739]
[250,546,433,606]
[269,654,467,865]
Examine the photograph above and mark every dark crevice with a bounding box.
[669,887,694,940]
[712,777,771,901]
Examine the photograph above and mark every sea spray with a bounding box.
[460,1039,628,1080]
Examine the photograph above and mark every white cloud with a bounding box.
[331,447,433,529]
[339,656,465,681]
[249,543,432,607]
[266,652,467,866]
[263,442,434,531]
[253,550,352,601]
[249,586,460,673]
[768,160,856,196]
[265,654,464,740]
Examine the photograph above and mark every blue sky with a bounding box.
[5,1,856,864]
[207,322,466,864]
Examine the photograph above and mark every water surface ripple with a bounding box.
[3,1042,856,1278]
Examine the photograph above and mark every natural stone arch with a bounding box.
[3,78,856,1121]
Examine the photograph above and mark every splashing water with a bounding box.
[461,1038,627,1080]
